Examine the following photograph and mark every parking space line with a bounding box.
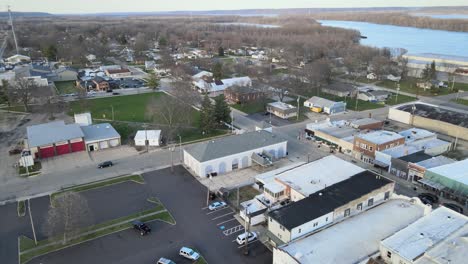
[223,225,244,236]
[201,206,208,210]
[237,239,260,249]
[217,218,237,226]
[212,211,235,220]
[206,207,229,215]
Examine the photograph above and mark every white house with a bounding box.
[358,90,391,102]
[367,72,377,80]
[5,54,31,65]
[193,76,252,94]
[134,130,161,147]
[183,130,287,177]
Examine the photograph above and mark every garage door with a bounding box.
[56,144,70,155]
[99,141,109,149]
[109,139,120,147]
[39,146,55,159]
[71,141,85,152]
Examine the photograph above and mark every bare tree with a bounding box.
[11,77,45,112]
[43,192,92,244]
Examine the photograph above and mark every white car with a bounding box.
[208,201,227,211]
[236,232,257,245]
[179,247,200,260]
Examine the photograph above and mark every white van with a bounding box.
[179,247,200,260]
[236,232,257,245]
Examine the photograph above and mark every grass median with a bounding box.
[17,200,26,217]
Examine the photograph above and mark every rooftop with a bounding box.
[134,130,161,140]
[81,123,120,142]
[269,170,393,230]
[184,130,287,162]
[381,207,467,262]
[414,156,456,169]
[397,103,468,128]
[278,199,427,264]
[399,128,436,142]
[428,159,468,185]
[305,96,340,108]
[275,155,364,198]
[350,118,383,128]
[356,130,404,145]
[306,120,359,139]
[268,101,297,111]
[399,151,433,163]
[27,121,84,148]
[255,162,306,185]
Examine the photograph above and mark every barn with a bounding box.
[27,121,85,159]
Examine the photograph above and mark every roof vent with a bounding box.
[319,193,322,196]
[447,216,452,219]
[420,233,424,237]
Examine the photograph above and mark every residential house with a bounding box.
[267,102,297,119]
[321,82,357,97]
[353,130,405,164]
[183,130,287,177]
[193,75,252,94]
[358,90,391,102]
[224,86,265,104]
[303,96,346,114]
[5,54,31,65]
[367,72,377,80]
[86,54,96,61]
[267,170,394,244]
[145,61,156,71]
[386,74,401,82]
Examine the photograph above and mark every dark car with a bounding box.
[97,161,113,168]
[443,203,464,214]
[418,193,439,204]
[132,220,151,236]
[112,92,120,95]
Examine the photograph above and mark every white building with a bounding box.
[273,198,430,264]
[193,76,252,93]
[74,112,93,126]
[379,207,467,264]
[183,130,287,177]
[5,54,31,65]
[303,96,346,115]
[267,171,394,244]
[267,102,298,119]
[24,76,48,86]
[81,123,121,152]
[134,130,161,147]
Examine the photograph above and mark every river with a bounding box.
[319,20,468,57]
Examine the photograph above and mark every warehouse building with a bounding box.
[183,130,287,177]
[303,96,346,115]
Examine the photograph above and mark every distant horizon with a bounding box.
[5,0,468,15]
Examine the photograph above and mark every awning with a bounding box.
[373,160,390,168]
[418,178,445,190]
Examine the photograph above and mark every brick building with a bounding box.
[353,131,405,164]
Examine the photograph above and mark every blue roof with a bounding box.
[27,121,84,148]
[81,123,120,142]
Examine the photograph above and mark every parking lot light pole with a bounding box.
[28,199,38,245]
[243,207,250,256]
[178,135,182,162]
[206,175,212,206]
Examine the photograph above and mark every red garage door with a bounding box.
[71,141,85,152]
[56,144,70,155]
[39,147,55,159]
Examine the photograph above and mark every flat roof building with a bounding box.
[81,123,121,152]
[267,101,298,119]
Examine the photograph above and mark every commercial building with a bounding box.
[389,151,433,181]
[267,171,394,244]
[303,96,346,115]
[354,130,405,164]
[349,118,384,130]
[273,198,429,264]
[134,130,161,147]
[183,130,287,177]
[388,103,468,141]
[267,101,298,119]
[403,53,468,78]
[81,123,121,152]
[379,207,467,264]
[408,156,456,182]
[224,86,265,104]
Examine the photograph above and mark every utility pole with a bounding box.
[170,145,175,173]
[236,186,240,208]
[27,199,38,245]
[396,83,400,104]
[296,96,300,121]
[243,207,250,255]
[178,135,182,162]
[111,105,115,121]
[8,6,19,55]
[231,111,234,134]
[206,176,212,206]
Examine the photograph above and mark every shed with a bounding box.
[134,130,161,146]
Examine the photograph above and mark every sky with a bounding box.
[2,0,468,14]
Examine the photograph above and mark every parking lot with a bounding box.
[117,78,146,89]
[23,166,271,264]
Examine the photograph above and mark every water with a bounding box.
[412,13,468,20]
[319,20,468,57]
[216,22,280,28]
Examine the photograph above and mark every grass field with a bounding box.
[377,79,468,96]
[386,93,418,105]
[54,81,78,95]
[230,99,274,114]
[319,93,384,111]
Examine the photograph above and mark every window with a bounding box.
[387,251,392,258]
[385,191,390,200]
[298,228,301,233]
[368,198,374,207]
[232,163,238,170]
[325,217,328,222]
[357,203,362,210]
[369,146,373,151]
[313,222,318,227]
[270,217,273,222]
[344,209,351,217]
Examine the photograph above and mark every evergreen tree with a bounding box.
[144,72,159,91]
[42,45,58,61]
[199,95,216,133]
[214,95,231,124]
[430,60,437,80]
[212,62,223,80]
[218,46,225,57]
[0,80,10,107]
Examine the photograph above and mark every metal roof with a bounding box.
[27,121,84,148]
[81,123,120,143]
[184,130,287,162]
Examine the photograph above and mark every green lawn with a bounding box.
[318,93,384,111]
[19,162,42,175]
[377,79,468,96]
[227,186,260,206]
[54,81,78,95]
[17,200,26,217]
[451,98,468,106]
[385,93,418,105]
[179,128,229,143]
[230,99,274,114]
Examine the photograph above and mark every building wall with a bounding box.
[290,188,306,202]
[267,107,298,119]
[268,216,291,243]
[379,243,411,264]
[390,158,410,180]
[412,115,468,141]
[290,212,334,241]
[273,247,299,264]
[388,108,412,124]
[324,102,346,115]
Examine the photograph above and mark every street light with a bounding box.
[178,135,182,162]
[206,175,213,206]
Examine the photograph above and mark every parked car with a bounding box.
[179,247,199,260]
[9,148,22,155]
[419,196,433,205]
[132,220,151,236]
[442,203,464,214]
[236,232,257,245]
[156,257,175,264]
[208,201,227,211]
[112,92,120,95]
[418,193,439,204]
[97,161,113,168]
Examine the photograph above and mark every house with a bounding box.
[145,61,156,71]
[26,121,86,159]
[379,207,467,264]
[192,71,213,81]
[100,65,121,72]
[134,130,161,147]
[224,86,265,104]
[354,130,405,164]
[386,74,401,82]
[367,72,377,80]
[183,130,287,177]
[321,82,357,97]
[267,170,394,244]
[86,54,97,61]
[267,102,297,119]
[420,159,468,205]
[29,63,56,81]
[105,68,131,78]
[81,123,121,152]
[407,156,456,182]
[85,76,109,91]
[273,198,429,264]
[303,96,346,114]
[5,54,31,65]
[24,76,49,87]
[358,90,391,102]
[416,81,433,90]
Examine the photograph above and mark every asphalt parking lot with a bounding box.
[248,112,292,127]
[24,166,271,264]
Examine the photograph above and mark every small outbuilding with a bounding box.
[134,130,161,147]
[81,123,121,151]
